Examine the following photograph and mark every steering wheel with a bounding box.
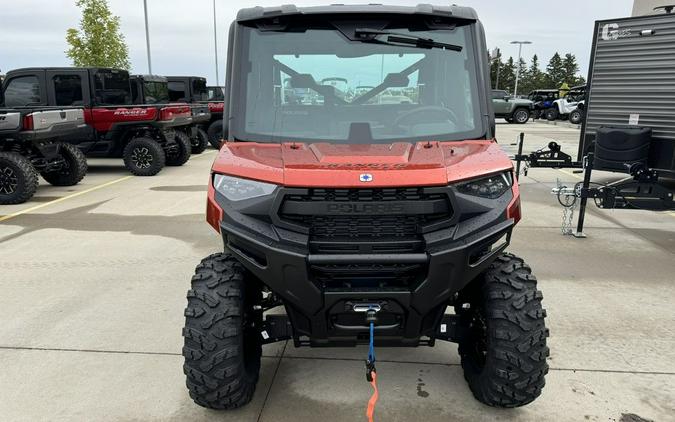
[393,106,458,130]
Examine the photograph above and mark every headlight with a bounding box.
[213,174,277,201]
[456,172,512,199]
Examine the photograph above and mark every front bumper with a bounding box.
[216,186,515,346]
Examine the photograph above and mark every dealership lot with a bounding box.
[1,121,674,421]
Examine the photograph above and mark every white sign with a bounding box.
[629,114,640,125]
[601,23,631,41]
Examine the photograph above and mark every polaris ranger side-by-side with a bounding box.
[131,74,210,154]
[183,4,549,411]
[1,87,88,204]
[2,68,193,176]
[167,76,225,149]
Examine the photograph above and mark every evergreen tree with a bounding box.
[514,57,527,96]
[524,54,546,92]
[562,53,581,86]
[500,57,517,94]
[545,53,565,87]
[66,0,130,69]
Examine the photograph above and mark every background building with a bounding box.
[632,0,674,15]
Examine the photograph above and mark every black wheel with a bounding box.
[456,253,549,408]
[512,108,530,124]
[123,137,166,176]
[41,143,88,186]
[183,253,262,410]
[207,120,224,150]
[0,152,38,205]
[166,130,191,166]
[545,108,559,121]
[569,109,583,125]
[191,128,208,154]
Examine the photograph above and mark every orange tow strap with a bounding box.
[366,370,379,422]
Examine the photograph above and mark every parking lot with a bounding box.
[1,121,674,421]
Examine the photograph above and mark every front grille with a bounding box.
[278,187,454,289]
[284,188,446,202]
[310,263,425,290]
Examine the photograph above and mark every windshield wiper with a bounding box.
[354,29,463,52]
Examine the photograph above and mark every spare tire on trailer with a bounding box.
[123,137,166,176]
[207,120,224,150]
[0,152,38,205]
[41,143,88,186]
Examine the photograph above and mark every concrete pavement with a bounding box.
[1,121,674,421]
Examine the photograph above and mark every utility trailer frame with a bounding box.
[513,11,675,236]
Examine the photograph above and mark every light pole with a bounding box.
[143,0,152,74]
[510,40,532,97]
[213,0,220,86]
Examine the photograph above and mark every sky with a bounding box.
[0,0,634,85]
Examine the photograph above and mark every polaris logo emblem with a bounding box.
[359,173,373,182]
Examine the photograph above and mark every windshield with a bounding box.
[232,21,483,143]
[143,81,169,104]
[93,70,131,106]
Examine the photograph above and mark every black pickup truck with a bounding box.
[1,87,88,204]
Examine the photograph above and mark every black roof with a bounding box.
[166,76,207,81]
[236,4,478,23]
[6,67,125,74]
[131,74,167,83]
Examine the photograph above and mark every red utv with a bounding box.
[166,76,224,149]
[3,68,192,176]
[131,74,210,154]
[183,3,549,412]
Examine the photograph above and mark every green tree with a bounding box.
[66,0,130,69]
[545,52,565,87]
[514,57,527,96]
[521,54,546,93]
[500,57,517,94]
[562,53,582,86]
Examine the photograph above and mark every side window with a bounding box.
[491,90,507,100]
[168,81,186,102]
[53,75,84,106]
[4,76,41,107]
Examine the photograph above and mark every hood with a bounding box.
[211,140,513,188]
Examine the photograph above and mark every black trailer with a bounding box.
[515,10,675,236]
